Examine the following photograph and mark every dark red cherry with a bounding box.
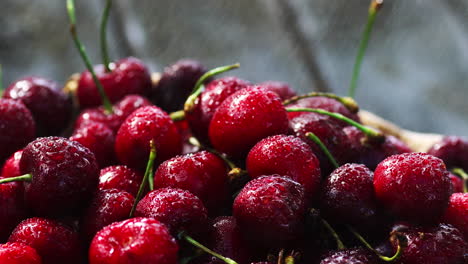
[258,81,296,100]
[89,217,178,264]
[80,188,134,243]
[0,181,28,242]
[113,94,152,118]
[77,57,152,109]
[428,136,468,171]
[20,137,99,216]
[153,151,228,212]
[209,86,289,158]
[152,59,208,112]
[0,99,35,163]
[8,217,82,264]
[1,150,23,178]
[115,106,182,170]
[3,76,72,136]
[135,187,209,237]
[233,175,306,248]
[0,242,42,264]
[374,153,451,224]
[246,135,321,200]
[98,165,143,196]
[320,164,378,228]
[319,248,378,264]
[449,173,464,194]
[185,76,250,144]
[287,96,360,123]
[390,223,468,264]
[70,121,116,168]
[442,193,468,240]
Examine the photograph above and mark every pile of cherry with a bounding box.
[1,1,467,264]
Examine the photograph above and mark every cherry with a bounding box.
[115,105,182,170]
[0,242,42,264]
[258,81,296,100]
[319,248,378,264]
[3,76,72,136]
[4,137,99,217]
[233,175,306,248]
[209,86,289,158]
[246,135,321,200]
[113,94,152,118]
[449,173,464,193]
[153,59,209,112]
[374,152,452,224]
[98,165,143,196]
[320,164,378,228]
[153,151,228,212]
[1,150,23,178]
[287,96,359,123]
[390,223,468,264]
[185,76,250,144]
[442,193,468,240]
[0,99,35,164]
[0,181,28,242]
[8,217,82,264]
[80,188,134,243]
[427,136,468,171]
[88,217,178,264]
[135,187,209,238]
[70,120,116,168]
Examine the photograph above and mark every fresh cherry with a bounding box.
[98,165,143,196]
[1,150,23,178]
[0,242,42,264]
[449,173,464,194]
[442,193,468,240]
[287,96,359,123]
[427,136,468,171]
[0,181,27,242]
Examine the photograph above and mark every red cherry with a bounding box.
[89,217,178,264]
[209,86,289,158]
[8,217,82,264]
[258,81,296,101]
[374,153,451,224]
[286,96,360,123]
[0,242,42,264]
[98,165,143,196]
[449,173,464,194]
[1,150,23,179]
[0,181,28,242]
[442,193,468,240]
[428,136,468,171]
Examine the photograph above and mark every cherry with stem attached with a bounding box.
[452,168,468,193]
[283,92,359,114]
[306,132,339,169]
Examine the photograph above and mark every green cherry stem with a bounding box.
[321,217,346,250]
[129,140,157,217]
[452,168,468,193]
[348,0,383,98]
[0,174,32,184]
[169,110,185,121]
[184,63,240,113]
[348,225,403,262]
[287,107,385,143]
[67,0,113,114]
[306,132,339,169]
[283,92,359,114]
[179,232,238,264]
[100,0,112,72]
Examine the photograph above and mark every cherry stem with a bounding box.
[0,174,32,184]
[284,256,294,264]
[283,92,359,114]
[169,110,185,121]
[180,232,238,264]
[306,132,339,169]
[452,168,468,193]
[184,63,240,112]
[67,0,113,114]
[348,225,402,262]
[348,0,383,98]
[287,107,385,143]
[100,0,112,72]
[320,217,346,250]
[129,140,157,217]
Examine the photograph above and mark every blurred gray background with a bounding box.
[1,0,467,135]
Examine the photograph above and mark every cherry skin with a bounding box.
[0,242,42,264]
[185,76,250,144]
[442,193,468,240]
[449,173,464,193]
[153,151,228,212]
[258,81,296,100]
[80,188,134,243]
[209,86,289,159]
[88,217,178,264]
[390,223,468,264]
[152,59,208,112]
[77,57,152,109]
[70,121,116,168]
[319,248,378,264]
[135,187,209,237]
[233,175,306,248]
[246,134,321,200]
[286,96,359,123]
[427,136,468,171]
[374,153,451,224]
[0,181,28,242]
[0,99,35,164]
[1,150,23,178]
[3,76,72,136]
[115,105,182,171]
[98,165,143,196]
[20,137,99,216]
[8,217,82,264]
